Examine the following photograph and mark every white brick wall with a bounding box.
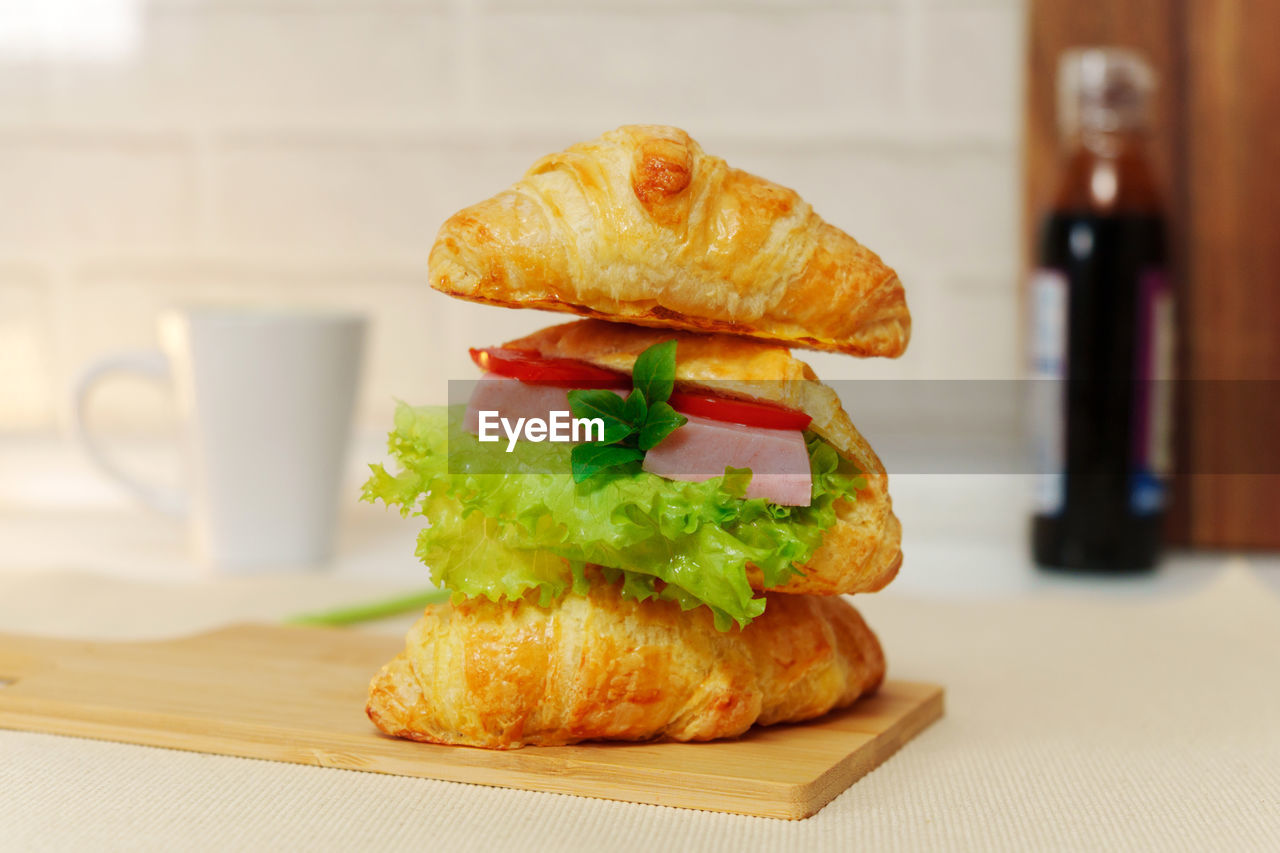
[0,136,196,250]
[0,0,1026,434]
[474,8,904,126]
[0,264,55,429]
[46,6,456,128]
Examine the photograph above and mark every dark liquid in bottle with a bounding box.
[1032,211,1167,572]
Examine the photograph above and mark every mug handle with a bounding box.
[71,350,189,517]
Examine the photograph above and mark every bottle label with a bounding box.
[1028,269,1068,514]
[1130,268,1174,514]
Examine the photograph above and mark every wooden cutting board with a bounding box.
[0,624,943,820]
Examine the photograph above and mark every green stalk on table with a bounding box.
[285,588,451,627]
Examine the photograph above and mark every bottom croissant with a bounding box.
[366,581,885,749]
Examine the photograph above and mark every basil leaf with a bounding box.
[570,443,644,483]
[638,401,688,451]
[567,388,633,444]
[622,389,648,425]
[565,342,686,479]
[567,387,627,421]
[632,339,678,405]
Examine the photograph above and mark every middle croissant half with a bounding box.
[502,319,902,597]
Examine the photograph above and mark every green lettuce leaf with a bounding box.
[362,404,866,629]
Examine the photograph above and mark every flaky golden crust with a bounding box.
[366,581,885,749]
[430,125,910,357]
[503,320,902,596]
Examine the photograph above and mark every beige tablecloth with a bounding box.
[2,565,1279,852]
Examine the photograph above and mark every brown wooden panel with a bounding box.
[1184,0,1280,546]
[1024,0,1280,549]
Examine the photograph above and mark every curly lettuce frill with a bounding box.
[361,404,865,629]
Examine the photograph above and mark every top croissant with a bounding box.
[429,125,911,357]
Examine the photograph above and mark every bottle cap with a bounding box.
[1058,48,1156,136]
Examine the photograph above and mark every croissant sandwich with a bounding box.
[363,125,910,749]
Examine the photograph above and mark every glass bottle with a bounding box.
[1029,48,1174,572]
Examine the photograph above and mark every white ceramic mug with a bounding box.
[73,307,366,572]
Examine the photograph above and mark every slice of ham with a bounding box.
[463,374,578,434]
[641,414,812,506]
[464,374,812,506]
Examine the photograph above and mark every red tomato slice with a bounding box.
[668,391,812,431]
[470,347,811,429]
[469,347,629,388]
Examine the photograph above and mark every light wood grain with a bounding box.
[0,624,943,820]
